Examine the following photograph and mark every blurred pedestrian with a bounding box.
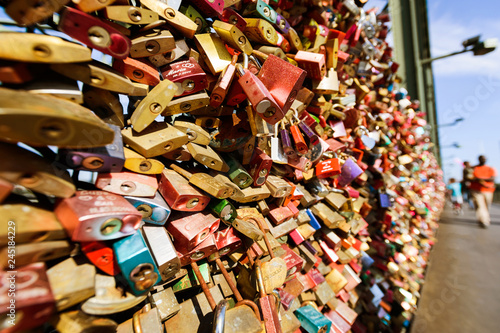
[447,178,463,215]
[470,155,497,228]
[461,161,474,209]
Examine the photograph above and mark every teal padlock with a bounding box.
[294,305,332,333]
[113,230,161,295]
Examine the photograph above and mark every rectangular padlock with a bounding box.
[125,192,171,226]
[113,57,161,86]
[123,147,165,174]
[248,147,273,187]
[0,87,115,149]
[129,79,178,132]
[163,91,211,116]
[0,204,66,247]
[265,174,293,198]
[0,263,55,332]
[325,268,348,294]
[6,0,68,25]
[294,305,332,333]
[209,198,237,225]
[149,287,180,322]
[58,7,131,59]
[0,32,91,63]
[83,85,124,128]
[173,120,211,146]
[311,202,345,229]
[95,171,158,197]
[224,153,254,189]
[338,158,364,187]
[178,234,218,267]
[12,72,83,103]
[166,211,220,253]
[221,7,247,31]
[130,29,175,58]
[158,168,211,211]
[194,33,233,75]
[170,164,233,199]
[294,50,326,80]
[245,18,279,45]
[257,53,307,113]
[81,241,120,276]
[103,6,159,25]
[113,230,161,295]
[47,257,96,311]
[0,240,72,269]
[268,204,294,226]
[58,124,125,173]
[149,39,190,67]
[161,57,208,97]
[54,190,142,242]
[122,122,189,158]
[281,244,305,277]
[140,0,197,38]
[142,226,181,281]
[211,226,243,258]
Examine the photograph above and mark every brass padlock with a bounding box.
[116,305,163,333]
[140,0,198,38]
[187,143,230,172]
[173,120,212,145]
[47,257,96,311]
[149,39,190,67]
[0,88,115,149]
[170,164,233,199]
[103,6,159,25]
[52,310,117,333]
[194,33,233,74]
[122,122,189,158]
[163,91,211,116]
[83,85,125,128]
[130,29,176,58]
[123,147,165,174]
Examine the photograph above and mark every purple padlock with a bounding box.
[338,158,364,187]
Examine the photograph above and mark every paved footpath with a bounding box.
[411,203,500,333]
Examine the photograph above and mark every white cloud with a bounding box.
[428,14,500,78]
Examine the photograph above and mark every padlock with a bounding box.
[113,230,161,295]
[312,68,339,94]
[52,61,148,96]
[103,6,159,25]
[10,72,83,103]
[178,234,218,267]
[158,168,211,211]
[5,0,68,25]
[294,305,331,333]
[268,205,294,226]
[224,153,254,189]
[161,57,208,97]
[0,32,91,63]
[130,29,175,58]
[54,190,142,242]
[58,124,125,173]
[173,120,211,145]
[265,175,293,198]
[0,263,55,332]
[95,171,158,197]
[163,146,193,162]
[180,5,208,33]
[47,257,96,311]
[122,122,189,158]
[170,163,232,199]
[130,79,177,132]
[212,226,243,258]
[213,20,253,55]
[140,0,198,38]
[0,204,66,247]
[209,199,237,225]
[83,85,124,128]
[236,63,284,125]
[256,53,307,112]
[0,61,34,84]
[52,310,117,333]
[248,147,273,187]
[113,57,161,86]
[0,87,115,148]
[0,142,76,198]
[294,51,326,80]
[195,33,233,75]
[116,305,163,333]
[81,241,120,276]
[149,39,191,67]
[325,268,348,294]
[124,192,171,226]
[337,157,364,187]
[0,240,72,269]
[142,226,181,281]
[149,286,180,321]
[186,143,230,172]
[123,147,165,174]
[210,55,238,108]
[167,210,220,253]
[245,18,279,46]
[255,258,283,333]
[315,157,341,178]
[305,178,328,197]
[221,8,246,32]
[58,7,131,59]
[163,91,211,116]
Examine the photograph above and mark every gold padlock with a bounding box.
[83,85,125,128]
[140,0,198,38]
[103,6,160,25]
[187,143,229,172]
[163,91,210,116]
[173,121,212,145]
[123,147,165,174]
[194,33,233,75]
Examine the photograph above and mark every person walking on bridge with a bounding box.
[470,155,497,228]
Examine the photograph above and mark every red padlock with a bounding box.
[316,158,341,178]
[81,241,121,276]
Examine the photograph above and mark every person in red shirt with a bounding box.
[470,155,497,228]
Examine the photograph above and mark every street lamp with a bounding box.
[421,35,497,64]
[441,143,461,149]
[437,118,464,128]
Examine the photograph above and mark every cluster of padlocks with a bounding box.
[0,0,446,332]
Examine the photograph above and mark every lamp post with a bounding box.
[417,35,496,168]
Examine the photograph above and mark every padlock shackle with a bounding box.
[215,257,243,302]
[190,261,217,311]
[213,299,227,333]
[138,19,167,32]
[254,259,266,298]
[169,163,193,179]
[248,216,275,259]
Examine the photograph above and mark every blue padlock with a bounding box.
[294,305,332,333]
[113,230,161,295]
[305,208,321,230]
[125,192,171,225]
